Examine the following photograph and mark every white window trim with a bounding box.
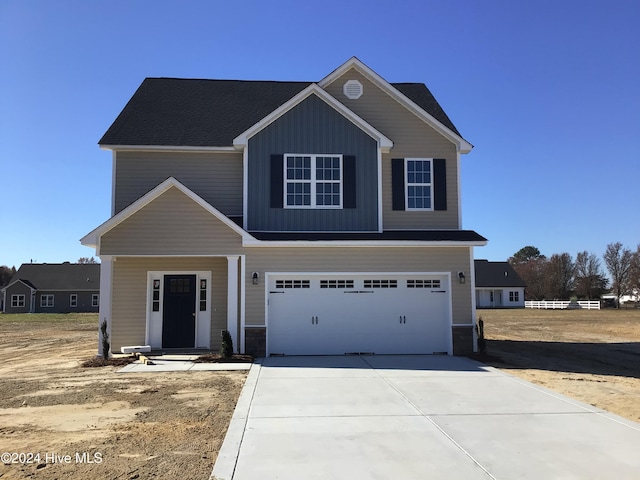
[41,294,54,308]
[92,294,100,307]
[70,294,78,308]
[405,158,434,211]
[283,153,343,209]
[11,294,25,308]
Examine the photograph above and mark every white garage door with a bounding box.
[268,274,451,356]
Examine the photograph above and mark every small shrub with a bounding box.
[476,317,486,353]
[220,330,233,358]
[100,319,110,358]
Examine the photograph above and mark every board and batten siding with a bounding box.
[100,187,244,256]
[110,257,228,353]
[244,246,472,327]
[323,69,460,230]
[114,151,243,216]
[247,94,379,232]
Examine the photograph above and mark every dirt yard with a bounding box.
[477,307,640,422]
[0,314,246,480]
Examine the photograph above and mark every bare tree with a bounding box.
[574,251,608,300]
[603,242,633,308]
[77,257,99,264]
[629,245,640,303]
[545,253,575,300]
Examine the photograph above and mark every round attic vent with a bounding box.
[343,80,363,100]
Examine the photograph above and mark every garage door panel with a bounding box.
[268,275,450,356]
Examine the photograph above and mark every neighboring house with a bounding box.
[81,57,487,357]
[1,263,100,313]
[475,260,526,308]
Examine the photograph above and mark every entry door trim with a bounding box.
[146,271,212,349]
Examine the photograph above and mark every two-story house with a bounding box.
[81,57,486,357]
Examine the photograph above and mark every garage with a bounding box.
[267,274,451,356]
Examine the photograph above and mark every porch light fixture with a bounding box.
[252,272,259,285]
[458,272,466,284]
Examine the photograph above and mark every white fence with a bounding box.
[525,300,601,310]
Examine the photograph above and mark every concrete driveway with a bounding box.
[211,355,640,480]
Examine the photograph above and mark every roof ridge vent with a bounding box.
[343,79,363,100]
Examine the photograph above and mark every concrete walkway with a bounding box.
[211,355,640,480]
[117,355,252,373]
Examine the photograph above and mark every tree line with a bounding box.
[509,243,640,305]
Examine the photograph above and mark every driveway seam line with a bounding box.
[360,355,498,480]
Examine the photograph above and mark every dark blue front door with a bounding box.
[162,275,196,348]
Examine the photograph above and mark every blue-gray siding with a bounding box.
[247,94,379,231]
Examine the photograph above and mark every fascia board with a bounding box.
[2,279,37,292]
[319,57,473,154]
[80,177,255,247]
[242,239,488,248]
[99,145,237,152]
[233,84,393,152]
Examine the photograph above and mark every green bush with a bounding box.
[220,330,233,358]
[100,319,110,358]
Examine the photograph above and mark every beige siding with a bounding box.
[100,187,244,256]
[111,257,228,352]
[244,246,472,327]
[114,151,243,215]
[323,69,460,230]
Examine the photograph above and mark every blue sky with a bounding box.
[1,0,638,268]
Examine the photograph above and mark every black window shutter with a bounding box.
[270,154,284,208]
[433,158,447,211]
[343,155,356,209]
[391,158,405,211]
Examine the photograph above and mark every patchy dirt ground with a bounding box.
[0,314,246,480]
[477,308,640,423]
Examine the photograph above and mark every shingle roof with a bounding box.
[252,230,486,243]
[474,260,527,288]
[99,78,461,147]
[8,263,100,291]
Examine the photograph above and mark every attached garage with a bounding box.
[267,273,452,356]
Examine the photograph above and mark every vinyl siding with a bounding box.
[323,69,460,230]
[114,151,243,215]
[247,94,379,231]
[100,187,244,256]
[244,246,472,327]
[3,282,32,313]
[34,290,99,313]
[111,257,228,352]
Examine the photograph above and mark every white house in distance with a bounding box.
[475,260,526,308]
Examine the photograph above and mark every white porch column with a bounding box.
[98,256,114,357]
[226,256,239,353]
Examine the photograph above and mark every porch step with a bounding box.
[121,345,152,354]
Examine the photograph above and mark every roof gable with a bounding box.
[6,264,100,291]
[319,57,472,153]
[233,84,393,152]
[81,177,254,251]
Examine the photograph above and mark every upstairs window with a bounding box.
[405,159,432,210]
[284,154,342,208]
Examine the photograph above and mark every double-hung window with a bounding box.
[41,294,54,308]
[405,158,433,210]
[70,294,78,308]
[11,294,25,308]
[284,154,342,208]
